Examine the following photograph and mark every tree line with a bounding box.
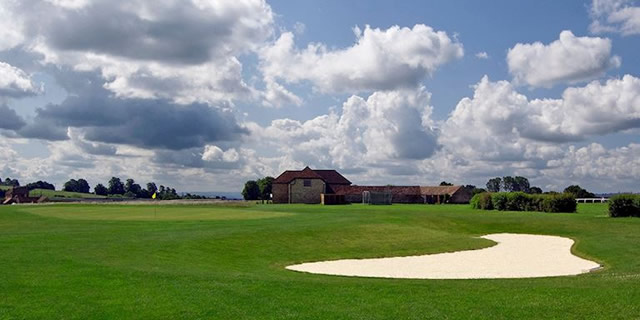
[484,176,594,198]
[1,178,56,191]
[242,177,274,201]
[1,176,209,200]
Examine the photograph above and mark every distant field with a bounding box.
[28,188,106,199]
[0,186,105,199]
[1,203,639,319]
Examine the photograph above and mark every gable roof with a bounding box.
[273,167,352,185]
[333,185,422,195]
[420,185,464,195]
[273,167,323,184]
[313,170,351,185]
[332,185,465,196]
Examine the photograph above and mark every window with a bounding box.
[303,179,312,187]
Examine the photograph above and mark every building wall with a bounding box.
[450,188,472,204]
[290,178,325,204]
[272,184,289,204]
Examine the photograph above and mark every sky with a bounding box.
[0,0,639,193]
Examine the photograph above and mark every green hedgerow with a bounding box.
[470,192,577,213]
[470,192,493,210]
[608,194,640,218]
[541,193,577,213]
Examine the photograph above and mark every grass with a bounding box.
[27,188,107,199]
[0,203,639,319]
[0,186,106,199]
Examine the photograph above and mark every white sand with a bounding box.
[286,233,601,279]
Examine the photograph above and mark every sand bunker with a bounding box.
[286,233,601,279]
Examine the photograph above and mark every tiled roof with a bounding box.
[333,185,465,196]
[273,166,324,184]
[420,185,464,195]
[332,185,422,195]
[313,170,351,185]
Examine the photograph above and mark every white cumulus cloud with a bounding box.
[0,61,42,98]
[257,87,439,170]
[441,75,640,162]
[507,30,621,88]
[590,0,640,35]
[475,52,489,59]
[259,24,463,95]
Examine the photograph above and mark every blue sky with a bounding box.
[0,0,639,193]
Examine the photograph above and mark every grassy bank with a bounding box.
[0,203,638,319]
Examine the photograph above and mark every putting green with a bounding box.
[20,205,293,221]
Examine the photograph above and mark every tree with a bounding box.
[563,185,595,198]
[76,179,90,193]
[242,180,260,200]
[107,177,125,195]
[125,179,142,197]
[25,181,55,191]
[257,176,274,200]
[63,179,79,192]
[530,186,543,194]
[501,176,518,192]
[146,182,157,197]
[94,184,108,196]
[3,177,20,187]
[486,177,502,192]
[439,181,453,186]
[514,176,530,193]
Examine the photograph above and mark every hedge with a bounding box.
[471,192,577,213]
[470,192,493,210]
[608,194,640,218]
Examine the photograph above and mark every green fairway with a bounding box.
[1,203,639,319]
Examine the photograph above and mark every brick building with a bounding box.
[272,167,472,204]
[272,167,351,204]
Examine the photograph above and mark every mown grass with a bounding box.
[0,203,639,319]
[0,186,106,199]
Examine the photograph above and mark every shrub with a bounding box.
[491,193,509,211]
[526,194,545,212]
[505,192,529,211]
[471,192,576,213]
[608,194,640,218]
[470,192,493,210]
[541,193,577,213]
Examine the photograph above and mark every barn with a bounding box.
[272,167,472,204]
[272,167,351,204]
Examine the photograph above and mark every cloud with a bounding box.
[3,0,274,105]
[440,75,640,161]
[507,30,621,87]
[475,52,489,59]
[543,143,640,190]
[67,128,117,156]
[14,72,248,150]
[293,22,306,35]
[259,24,463,95]
[257,86,439,171]
[590,0,640,35]
[0,104,26,130]
[0,61,42,98]
[261,77,303,108]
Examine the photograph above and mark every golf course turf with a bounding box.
[1,203,639,319]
